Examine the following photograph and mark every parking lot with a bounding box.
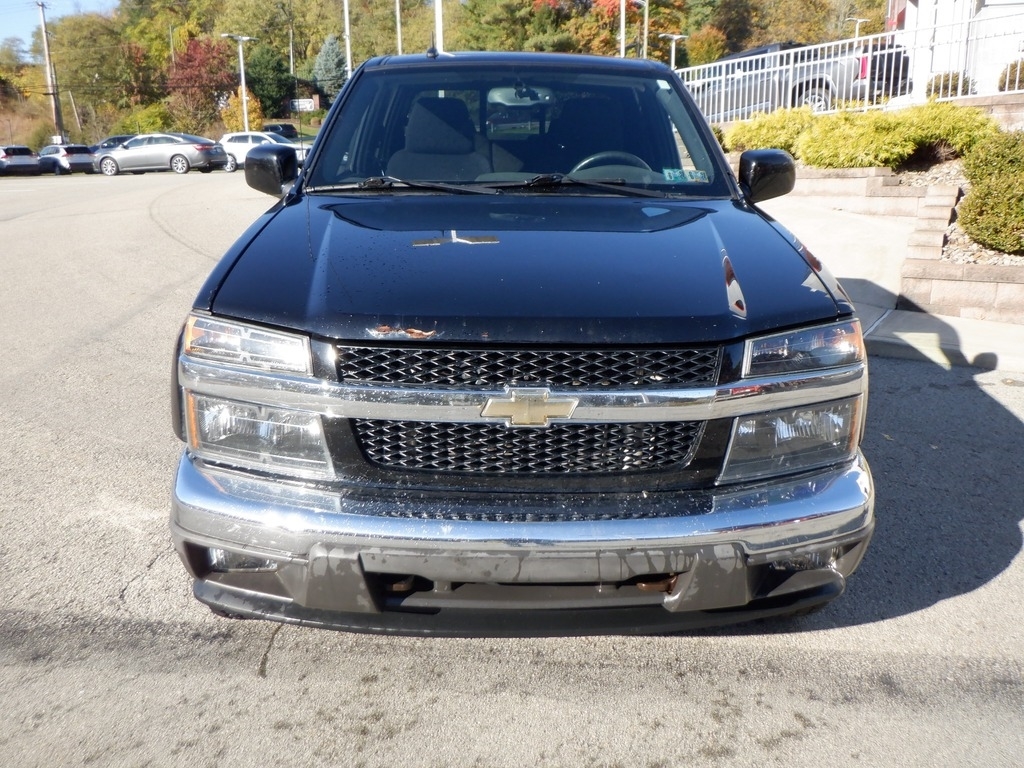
[1,172,1023,766]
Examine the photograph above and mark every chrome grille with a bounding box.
[353,419,704,475]
[337,346,721,388]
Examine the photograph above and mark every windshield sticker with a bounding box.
[663,168,709,183]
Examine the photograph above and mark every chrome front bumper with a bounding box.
[171,453,874,635]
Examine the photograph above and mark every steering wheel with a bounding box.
[570,151,652,174]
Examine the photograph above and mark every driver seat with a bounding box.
[543,98,626,172]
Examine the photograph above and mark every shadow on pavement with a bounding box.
[734,289,1024,633]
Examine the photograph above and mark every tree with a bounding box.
[47,14,133,115]
[711,0,756,51]
[220,85,265,131]
[686,25,728,64]
[166,36,236,133]
[311,34,345,101]
[245,44,291,117]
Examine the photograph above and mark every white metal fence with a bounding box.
[677,11,1024,123]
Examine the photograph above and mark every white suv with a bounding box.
[217,131,307,172]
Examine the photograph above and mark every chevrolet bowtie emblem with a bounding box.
[481,388,578,427]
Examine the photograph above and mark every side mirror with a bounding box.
[245,143,299,197]
[738,148,796,203]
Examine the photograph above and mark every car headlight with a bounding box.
[721,321,867,483]
[184,314,311,374]
[744,320,864,377]
[181,315,326,477]
[185,393,333,479]
[720,397,862,483]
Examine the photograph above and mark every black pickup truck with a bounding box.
[170,51,874,636]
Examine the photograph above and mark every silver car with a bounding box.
[218,131,308,172]
[0,145,41,176]
[95,133,228,176]
[38,144,96,175]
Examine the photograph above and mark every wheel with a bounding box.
[570,151,652,174]
[799,87,833,113]
[170,154,190,174]
[99,157,119,176]
[224,154,238,173]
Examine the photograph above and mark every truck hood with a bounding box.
[207,194,843,344]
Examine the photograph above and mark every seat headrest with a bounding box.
[405,98,476,155]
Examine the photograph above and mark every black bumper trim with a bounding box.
[193,577,845,637]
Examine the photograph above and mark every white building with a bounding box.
[890,0,1024,96]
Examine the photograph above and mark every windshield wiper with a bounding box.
[306,176,499,195]
[485,173,667,198]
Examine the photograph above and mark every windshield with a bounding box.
[305,58,730,197]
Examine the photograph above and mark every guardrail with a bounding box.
[677,11,1024,123]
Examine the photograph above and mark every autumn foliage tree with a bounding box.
[165,37,236,133]
[220,86,265,132]
[686,26,729,65]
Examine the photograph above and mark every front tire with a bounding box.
[170,154,190,174]
[224,155,238,173]
[99,157,119,176]
[799,87,833,113]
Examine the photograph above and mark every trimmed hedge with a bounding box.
[794,111,917,169]
[723,101,998,169]
[958,131,1024,255]
[724,108,815,157]
[926,71,975,98]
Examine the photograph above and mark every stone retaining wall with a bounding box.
[785,167,1024,325]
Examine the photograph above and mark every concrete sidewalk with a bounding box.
[760,196,1024,375]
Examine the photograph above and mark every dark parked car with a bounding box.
[38,144,96,174]
[89,134,136,153]
[0,145,41,176]
[171,52,874,636]
[262,122,299,140]
[94,132,228,175]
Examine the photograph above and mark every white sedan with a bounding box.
[218,131,308,172]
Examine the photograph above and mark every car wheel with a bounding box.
[170,155,190,174]
[799,87,833,113]
[224,155,238,173]
[99,157,119,176]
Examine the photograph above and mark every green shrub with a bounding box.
[794,111,918,169]
[999,60,1024,92]
[958,174,1024,255]
[899,101,999,159]
[958,131,1024,255]
[926,71,975,98]
[709,123,725,149]
[724,108,815,156]
[962,130,1024,184]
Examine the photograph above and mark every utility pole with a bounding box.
[37,2,65,141]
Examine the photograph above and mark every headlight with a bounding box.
[720,397,862,483]
[185,393,333,479]
[184,314,311,374]
[744,320,864,378]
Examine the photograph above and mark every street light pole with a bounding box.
[221,33,256,132]
[846,17,869,39]
[659,33,688,70]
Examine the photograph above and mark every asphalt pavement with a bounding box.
[760,196,1024,375]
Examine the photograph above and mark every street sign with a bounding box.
[290,99,315,112]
